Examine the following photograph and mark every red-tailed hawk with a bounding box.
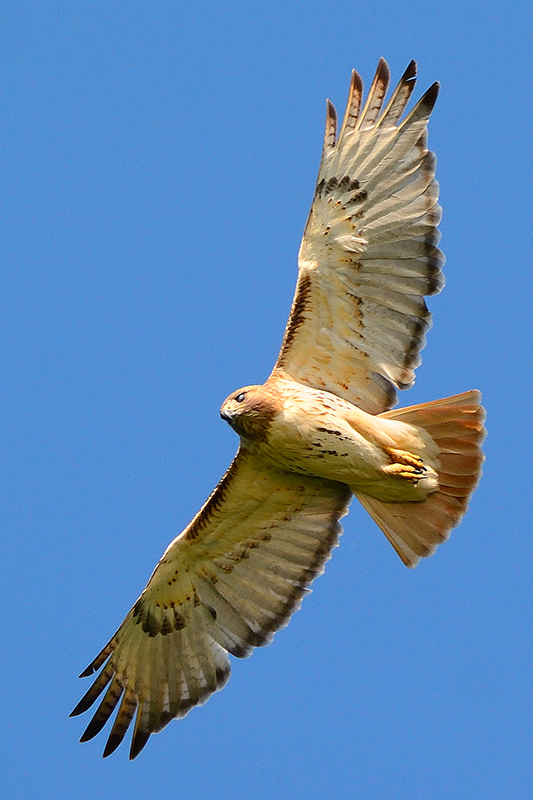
[72,59,485,759]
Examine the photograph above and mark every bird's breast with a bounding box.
[250,392,387,485]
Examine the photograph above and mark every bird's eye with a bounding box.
[235,392,246,403]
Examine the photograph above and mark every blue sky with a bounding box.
[2,2,532,798]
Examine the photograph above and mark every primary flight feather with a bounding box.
[72,59,485,759]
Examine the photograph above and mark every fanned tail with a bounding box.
[355,390,486,567]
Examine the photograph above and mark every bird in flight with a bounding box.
[72,59,485,759]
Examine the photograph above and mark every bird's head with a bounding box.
[220,384,278,441]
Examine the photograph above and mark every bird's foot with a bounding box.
[383,448,428,484]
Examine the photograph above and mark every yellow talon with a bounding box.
[385,447,425,469]
[383,463,427,484]
[382,448,428,484]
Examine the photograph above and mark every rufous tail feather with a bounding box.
[354,390,486,567]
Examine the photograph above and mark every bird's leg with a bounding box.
[382,447,428,484]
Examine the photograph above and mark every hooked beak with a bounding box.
[220,406,233,423]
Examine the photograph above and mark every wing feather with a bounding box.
[72,449,351,758]
[377,60,417,128]
[275,60,443,413]
[355,57,390,130]
[337,69,363,142]
[102,687,137,757]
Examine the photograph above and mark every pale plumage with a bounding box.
[276,58,443,414]
[72,60,485,759]
[73,450,350,758]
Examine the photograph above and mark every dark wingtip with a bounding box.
[376,56,391,84]
[351,68,363,94]
[322,99,337,152]
[78,640,115,677]
[326,98,337,123]
[129,729,151,760]
[79,711,110,743]
[103,733,123,758]
[422,81,440,110]
[404,59,417,81]
[70,689,99,717]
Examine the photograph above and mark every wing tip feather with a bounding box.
[421,81,440,112]
[376,56,391,82]
[102,736,122,759]
[337,68,364,142]
[129,728,151,761]
[323,99,337,153]
[404,59,417,80]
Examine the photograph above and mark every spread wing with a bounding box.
[274,59,444,415]
[71,450,351,759]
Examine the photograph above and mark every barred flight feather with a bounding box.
[337,69,363,141]
[355,57,390,130]
[376,60,416,128]
[275,60,443,414]
[72,450,351,758]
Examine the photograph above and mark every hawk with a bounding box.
[72,59,485,759]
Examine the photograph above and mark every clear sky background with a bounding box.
[2,2,532,798]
